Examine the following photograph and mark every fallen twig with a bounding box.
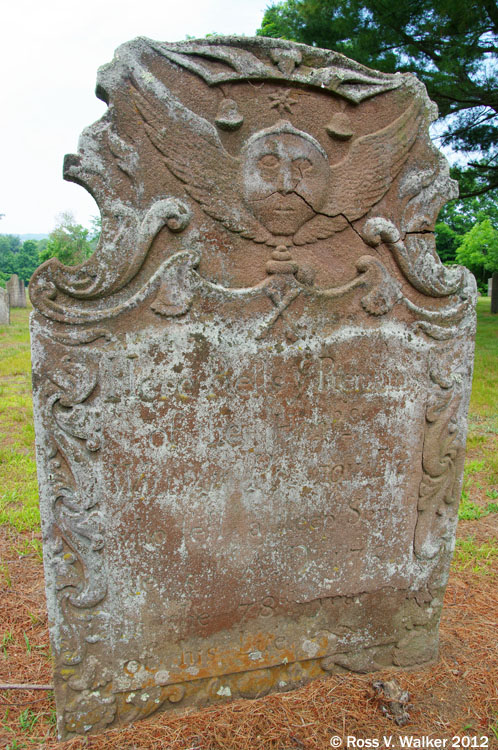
[0,683,53,690]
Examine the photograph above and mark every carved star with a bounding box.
[268,90,300,114]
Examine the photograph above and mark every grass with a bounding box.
[2,630,14,655]
[453,536,498,575]
[0,300,496,748]
[458,298,498,521]
[0,307,39,535]
[459,493,498,520]
[470,298,498,416]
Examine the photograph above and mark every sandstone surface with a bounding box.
[29,37,476,740]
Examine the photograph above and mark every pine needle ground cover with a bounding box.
[1,300,497,749]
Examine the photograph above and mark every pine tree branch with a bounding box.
[480,0,498,32]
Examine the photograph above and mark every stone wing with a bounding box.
[132,85,271,244]
[292,213,349,245]
[324,100,423,222]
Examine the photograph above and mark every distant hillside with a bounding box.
[19,234,49,241]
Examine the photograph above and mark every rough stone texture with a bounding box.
[29,37,476,740]
[0,287,10,325]
[7,274,26,308]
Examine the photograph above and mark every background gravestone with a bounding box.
[29,37,476,740]
[7,273,26,308]
[0,288,9,325]
[19,277,26,307]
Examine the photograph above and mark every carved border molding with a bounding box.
[414,364,466,560]
[146,37,404,103]
[40,353,116,734]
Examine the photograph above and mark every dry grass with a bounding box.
[1,523,497,749]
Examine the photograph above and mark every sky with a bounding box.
[0,0,269,235]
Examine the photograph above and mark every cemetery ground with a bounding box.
[0,301,497,750]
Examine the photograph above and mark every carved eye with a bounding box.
[292,158,313,178]
[258,154,280,170]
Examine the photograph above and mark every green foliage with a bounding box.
[438,179,498,236]
[0,235,21,272]
[0,213,95,286]
[455,219,498,288]
[257,0,498,196]
[14,240,39,282]
[89,214,102,252]
[435,221,461,265]
[0,234,47,286]
[435,186,498,290]
[39,211,94,267]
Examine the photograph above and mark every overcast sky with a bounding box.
[0,0,268,235]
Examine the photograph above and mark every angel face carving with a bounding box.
[134,80,421,249]
[242,123,329,236]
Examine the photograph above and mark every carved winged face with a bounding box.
[241,129,329,237]
[133,82,423,249]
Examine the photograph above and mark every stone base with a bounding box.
[55,585,442,738]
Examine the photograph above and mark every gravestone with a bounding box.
[19,278,27,307]
[7,273,26,307]
[491,272,498,314]
[0,288,9,325]
[488,278,493,298]
[29,37,476,740]
[6,275,18,307]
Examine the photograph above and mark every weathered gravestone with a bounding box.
[29,37,476,739]
[7,273,26,308]
[19,278,27,307]
[0,288,10,325]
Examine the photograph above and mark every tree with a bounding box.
[88,215,102,253]
[0,234,21,270]
[456,219,498,276]
[0,235,23,286]
[16,241,41,283]
[39,212,94,267]
[434,222,461,265]
[435,172,498,262]
[0,235,47,286]
[257,0,498,197]
[455,219,498,312]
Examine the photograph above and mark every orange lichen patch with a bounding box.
[1,521,498,749]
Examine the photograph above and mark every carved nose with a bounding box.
[276,167,296,194]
